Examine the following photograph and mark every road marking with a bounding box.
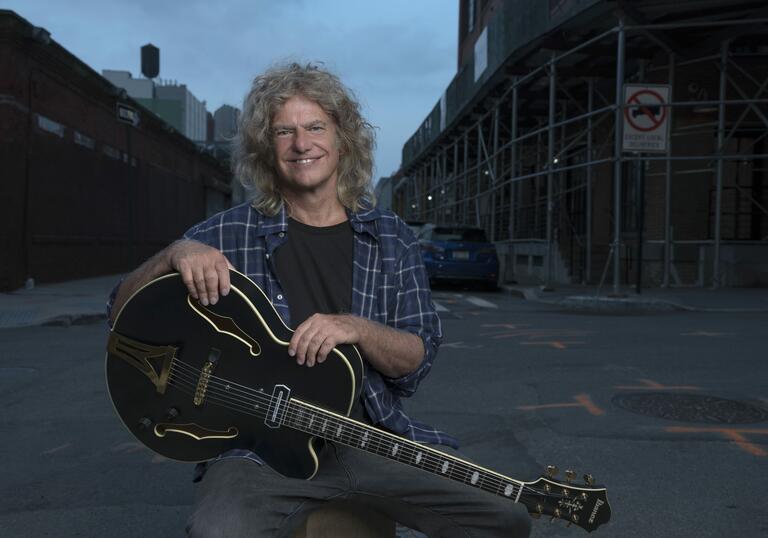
[466,296,497,308]
[111,442,146,454]
[482,329,589,339]
[520,340,584,349]
[41,443,72,455]
[433,301,449,312]
[517,393,605,416]
[665,426,768,457]
[482,323,531,329]
[615,378,701,391]
[441,341,483,349]
[681,331,733,337]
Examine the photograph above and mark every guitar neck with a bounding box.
[285,398,526,502]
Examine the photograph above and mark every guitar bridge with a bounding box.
[193,348,221,406]
[108,332,176,394]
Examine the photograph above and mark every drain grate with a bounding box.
[612,392,768,424]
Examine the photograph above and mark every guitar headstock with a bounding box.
[519,465,611,533]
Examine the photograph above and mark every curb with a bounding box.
[0,311,106,330]
[557,295,686,313]
[43,313,107,327]
[499,285,768,313]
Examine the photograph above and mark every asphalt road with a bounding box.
[1,289,767,537]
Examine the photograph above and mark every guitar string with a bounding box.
[165,371,548,501]
[166,362,548,499]
[166,362,545,499]
[166,364,551,500]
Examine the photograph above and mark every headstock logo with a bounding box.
[589,498,605,524]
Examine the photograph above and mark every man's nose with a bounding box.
[292,129,311,152]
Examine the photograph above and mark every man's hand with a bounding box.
[288,313,425,379]
[109,240,233,325]
[168,240,234,306]
[288,314,363,367]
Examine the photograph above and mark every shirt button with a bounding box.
[265,253,270,259]
[277,294,283,300]
[278,232,285,238]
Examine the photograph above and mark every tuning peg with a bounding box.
[584,473,595,486]
[550,508,561,522]
[566,513,580,527]
[546,465,558,478]
[565,469,576,483]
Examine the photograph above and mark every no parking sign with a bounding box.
[623,84,671,152]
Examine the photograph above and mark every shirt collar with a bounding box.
[251,199,382,237]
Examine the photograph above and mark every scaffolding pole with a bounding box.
[663,53,675,288]
[545,55,556,290]
[713,40,729,289]
[510,78,518,243]
[612,18,626,296]
[586,77,594,284]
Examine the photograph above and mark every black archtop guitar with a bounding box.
[105,270,611,532]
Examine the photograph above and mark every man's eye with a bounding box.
[309,125,324,132]
[275,129,292,136]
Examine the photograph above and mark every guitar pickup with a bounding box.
[265,384,291,429]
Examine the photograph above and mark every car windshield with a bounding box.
[431,227,488,242]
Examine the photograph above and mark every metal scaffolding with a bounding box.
[396,13,768,291]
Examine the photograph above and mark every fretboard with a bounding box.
[284,398,524,502]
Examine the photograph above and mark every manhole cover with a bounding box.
[612,393,768,424]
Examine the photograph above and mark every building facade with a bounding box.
[397,0,768,289]
[0,10,232,291]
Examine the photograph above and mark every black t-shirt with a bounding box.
[274,217,370,422]
[273,217,353,327]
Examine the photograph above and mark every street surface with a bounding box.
[1,288,767,537]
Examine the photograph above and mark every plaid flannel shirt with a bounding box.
[107,201,458,472]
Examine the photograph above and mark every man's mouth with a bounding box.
[290,157,320,165]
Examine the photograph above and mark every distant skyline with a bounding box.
[5,0,459,181]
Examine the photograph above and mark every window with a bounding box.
[102,145,120,160]
[467,0,476,33]
[433,227,488,242]
[37,114,65,138]
[74,131,95,149]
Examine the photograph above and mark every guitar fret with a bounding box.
[287,403,514,503]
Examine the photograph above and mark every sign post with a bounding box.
[623,84,670,294]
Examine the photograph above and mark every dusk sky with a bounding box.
[6,0,459,181]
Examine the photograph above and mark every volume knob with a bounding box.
[137,417,152,430]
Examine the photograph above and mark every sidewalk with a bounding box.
[0,274,122,329]
[2,274,768,330]
[501,283,768,313]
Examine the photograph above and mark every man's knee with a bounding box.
[186,461,266,537]
[501,504,532,537]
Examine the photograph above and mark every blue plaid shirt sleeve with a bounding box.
[381,234,443,398]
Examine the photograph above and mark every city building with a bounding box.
[214,104,239,142]
[0,10,232,291]
[396,0,768,289]
[102,69,208,142]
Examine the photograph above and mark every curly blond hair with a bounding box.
[232,62,376,215]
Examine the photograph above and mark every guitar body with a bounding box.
[106,270,364,479]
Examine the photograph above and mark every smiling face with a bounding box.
[272,95,341,197]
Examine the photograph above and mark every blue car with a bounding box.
[417,224,499,289]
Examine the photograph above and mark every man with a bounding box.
[109,63,531,537]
